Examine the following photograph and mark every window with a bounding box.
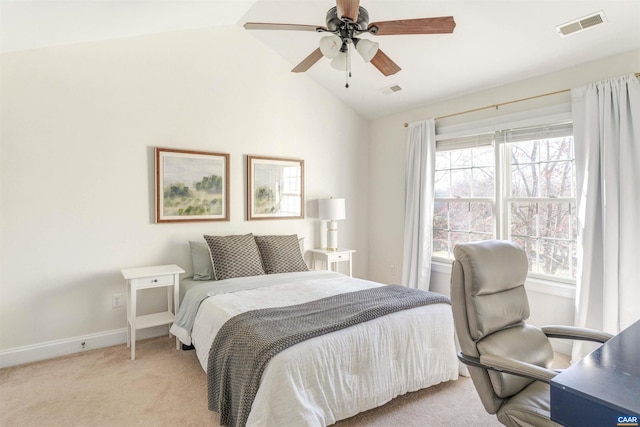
[433,141,495,258]
[432,120,577,281]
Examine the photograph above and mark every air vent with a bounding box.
[381,84,402,95]
[557,11,606,37]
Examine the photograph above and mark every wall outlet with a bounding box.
[112,293,122,308]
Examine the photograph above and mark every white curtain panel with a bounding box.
[571,74,640,360]
[402,120,436,290]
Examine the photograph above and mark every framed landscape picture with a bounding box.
[155,148,230,223]
[247,155,304,220]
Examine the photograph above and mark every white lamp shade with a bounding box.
[355,39,379,63]
[319,35,341,59]
[319,198,346,220]
[330,52,347,71]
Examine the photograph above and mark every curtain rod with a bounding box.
[403,72,640,127]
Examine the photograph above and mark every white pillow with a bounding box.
[189,241,214,280]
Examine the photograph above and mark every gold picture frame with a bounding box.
[247,155,304,220]
[155,147,230,223]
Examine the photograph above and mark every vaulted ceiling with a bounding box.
[2,1,639,119]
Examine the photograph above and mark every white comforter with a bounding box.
[187,271,459,427]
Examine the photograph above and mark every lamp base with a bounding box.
[326,221,338,252]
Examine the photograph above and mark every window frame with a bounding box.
[431,107,576,285]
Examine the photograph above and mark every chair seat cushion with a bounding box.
[477,324,555,398]
[497,381,561,427]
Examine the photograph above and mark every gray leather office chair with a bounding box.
[451,240,612,427]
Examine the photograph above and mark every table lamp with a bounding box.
[318,198,346,251]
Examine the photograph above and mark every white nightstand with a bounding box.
[121,264,185,360]
[309,249,356,277]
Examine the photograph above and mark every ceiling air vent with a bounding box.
[381,84,402,95]
[557,11,607,37]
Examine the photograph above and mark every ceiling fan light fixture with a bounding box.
[319,34,342,58]
[330,51,348,71]
[354,38,379,63]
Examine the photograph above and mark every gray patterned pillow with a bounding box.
[255,234,309,274]
[204,234,265,280]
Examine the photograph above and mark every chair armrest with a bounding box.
[458,352,558,383]
[480,353,558,384]
[457,352,487,369]
[542,325,613,343]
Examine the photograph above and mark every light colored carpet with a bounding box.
[0,336,505,427]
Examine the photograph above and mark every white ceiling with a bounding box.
[2,1,639,120]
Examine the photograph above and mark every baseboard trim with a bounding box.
[0,325,169,369]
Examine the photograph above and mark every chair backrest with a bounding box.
[451,240,554,414]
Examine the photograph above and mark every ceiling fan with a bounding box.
[244,0,456,87]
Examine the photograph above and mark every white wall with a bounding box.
[0,25,370,362]
[368,49,640,353]
[2,24,637,365]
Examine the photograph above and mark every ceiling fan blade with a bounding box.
[370,49,401,76]
[244,22,326,32]
[336,0,360,22]
[368,16,456,35]
[291,48,324,73]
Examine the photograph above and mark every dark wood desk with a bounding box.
[550,319,640,427]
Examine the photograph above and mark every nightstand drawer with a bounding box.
[135,274,174,288]
[327,253,350,262]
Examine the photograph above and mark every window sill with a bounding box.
[525,276,575,299]
[431,259,453,274]
[430,260,576,299]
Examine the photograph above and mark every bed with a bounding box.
[170,234,460,427]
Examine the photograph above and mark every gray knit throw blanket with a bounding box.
[207,284,451,427]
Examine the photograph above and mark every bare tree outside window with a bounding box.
[433,145,495,259]
[508,136,576,278]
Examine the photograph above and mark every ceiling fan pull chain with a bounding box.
[348,43,352,78]
[345,59,349,88]
[345,44,351,88]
